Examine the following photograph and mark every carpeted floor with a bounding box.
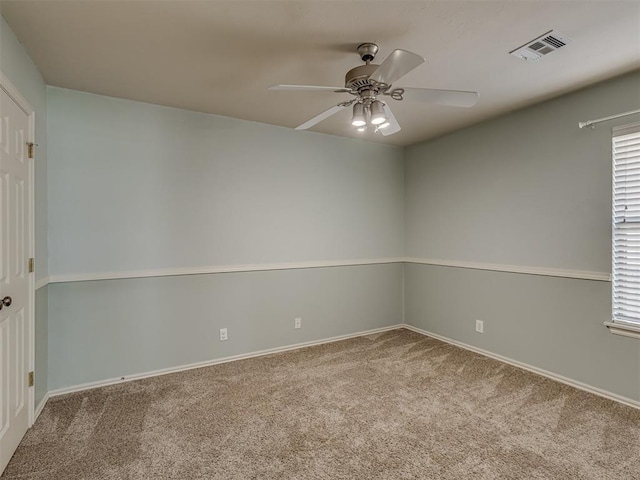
[2,328,640,479]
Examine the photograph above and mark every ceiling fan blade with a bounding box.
[400,88,479,108]
[295,104,348,130]
[379,103,401,136]
[269,84,350,93]
[369,49,425,86]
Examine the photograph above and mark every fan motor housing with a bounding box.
[345,64,379,91]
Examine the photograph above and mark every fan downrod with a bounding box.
[357,43,379,62]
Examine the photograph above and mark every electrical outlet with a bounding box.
[219,328,228,341]
[294,317,302,329]
[475,320,484,334]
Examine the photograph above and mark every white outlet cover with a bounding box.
[475,320,484,333]
[294,317,302,329]
[220,328,228,341]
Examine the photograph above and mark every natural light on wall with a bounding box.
[611,123,640,337]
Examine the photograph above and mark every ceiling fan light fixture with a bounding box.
[351,103,366,127]
[275,43,478,136]
[370,101,386,125]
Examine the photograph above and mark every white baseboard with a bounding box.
[48,324,403,398]
[403,324,640,410]
[44,323,640,411]
[34,393,49,421]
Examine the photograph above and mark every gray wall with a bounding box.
[47,87,404,275]
[7,18,638,403]
[34,286,48,404]
[0,15,47,280]
[405,71,640,403]
[49,264,402,390]
[46,88,405,390]
[0,14,48,406]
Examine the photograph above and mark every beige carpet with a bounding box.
[2,328,639,479]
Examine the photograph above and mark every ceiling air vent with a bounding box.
[510,30,570,61]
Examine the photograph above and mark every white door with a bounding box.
[0,84,33,473]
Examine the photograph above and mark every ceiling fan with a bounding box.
[269,43,479,136]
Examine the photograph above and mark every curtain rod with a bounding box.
[578,109,640,129]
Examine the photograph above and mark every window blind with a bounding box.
[612,125,640,327]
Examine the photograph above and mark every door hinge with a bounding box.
[28,258,34,273]
[28,371,34,387]
[27,142,35,159]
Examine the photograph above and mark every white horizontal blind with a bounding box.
[612,125,640,326]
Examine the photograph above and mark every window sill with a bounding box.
[604,321,640,340]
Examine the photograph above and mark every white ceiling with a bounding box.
[2,1,639,146]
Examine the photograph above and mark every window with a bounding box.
[611,123,640,335]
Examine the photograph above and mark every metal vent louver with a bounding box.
[510,30,570,61]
